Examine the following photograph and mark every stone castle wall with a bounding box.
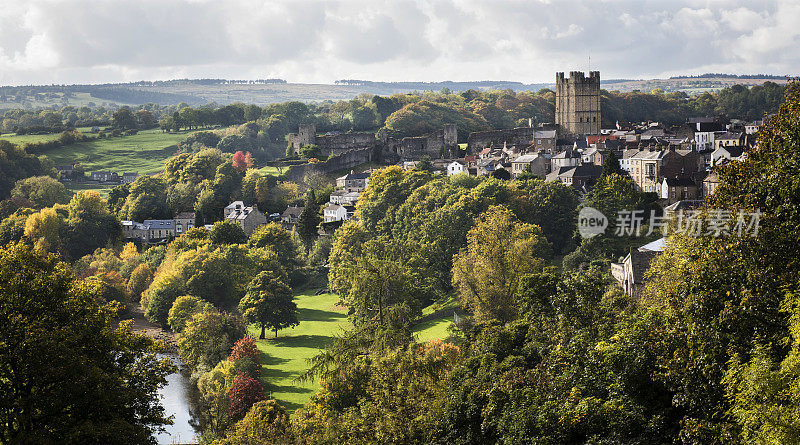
[466,127,535,152]
[555,71,601,135]
[384,124,458,160]
[284,147,374,182]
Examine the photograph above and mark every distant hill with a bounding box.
[0,75,791,109]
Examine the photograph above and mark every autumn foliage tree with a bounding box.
[453,205,551,322]
[232,150,254,172]
[227,373,266,422]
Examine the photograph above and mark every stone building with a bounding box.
[555,71,601,135]
[224,201,267,236]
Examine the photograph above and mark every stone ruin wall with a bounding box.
[466,127,535,152]
[284,147,374,183]
[284,123,457,180]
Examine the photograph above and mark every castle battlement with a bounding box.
[555,70,601,135]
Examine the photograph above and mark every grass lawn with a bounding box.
[258,165,281,176]
[250,289,459,412]
[250,291,351,411]
[413,317,454,342]
[0,127,98,145]
[65,182,113,197]
[37,129,197,175]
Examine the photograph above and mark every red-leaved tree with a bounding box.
[232,151,253,172]
[229,336,260,363]
[227,373,266,421]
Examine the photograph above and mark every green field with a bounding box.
[250,292,350,411]
[65,182,113,197]
[38,129,196,175]
[251,290,454,411]
[257,165,281,176]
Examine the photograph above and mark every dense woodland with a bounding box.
[0,81,797,443]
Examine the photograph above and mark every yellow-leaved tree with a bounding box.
[453,205,551,323]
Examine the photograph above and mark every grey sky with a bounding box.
[0,0,797,86]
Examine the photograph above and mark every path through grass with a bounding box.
[250,291,350,411]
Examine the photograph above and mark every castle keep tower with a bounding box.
[555,71,601,135]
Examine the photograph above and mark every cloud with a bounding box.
[0,0,797,86]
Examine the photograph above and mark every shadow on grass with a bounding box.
[262,366,299,381]
[299,307,346,322]
[261,354,291,367]
[270,334,334,349]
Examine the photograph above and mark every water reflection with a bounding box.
[155,354,200,444]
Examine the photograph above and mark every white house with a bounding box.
[447,160,465,176]
[323,204,349,222]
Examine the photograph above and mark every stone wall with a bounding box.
[284,147,374,183]
[466,127,534,152]
[383,124,458,160]
[555,71,601,135]
[315,132,377,156]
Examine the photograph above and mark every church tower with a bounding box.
[555,71,601,135]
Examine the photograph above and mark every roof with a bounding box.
[534,130,556,139]
[630,150,666,161]
[717,146,744,158]
[716,132,743,140]
[448,160,465,166]
[143,220,175,229]
[225,201,245,209]
[330,190,347,197]
[122,172,138,177]
[663,200,703,211]
[639,237,667,252]
[552,149,581,159]
[324,204,344,211]
[282,206,304,217]
[512,154,540,163]
[663,177,697,187]
[175,212,195,219]
[561,164,602,178]
[226,207,256,221]
[344,172,370,180]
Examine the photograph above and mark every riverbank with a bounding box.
[124,306,178,353]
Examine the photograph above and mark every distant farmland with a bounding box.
[32,129,197,175]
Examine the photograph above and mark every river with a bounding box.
[155,354,200,444]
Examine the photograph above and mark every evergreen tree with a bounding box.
[601,149,623,177]
[296,190,321,250]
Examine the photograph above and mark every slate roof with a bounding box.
[534,130,556,139]
[512,154,540,163]
[282,206,304,218]
[552,149,581,159]
[663,177,697,187]
[344,172,371,180]
[143,220,175,230]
